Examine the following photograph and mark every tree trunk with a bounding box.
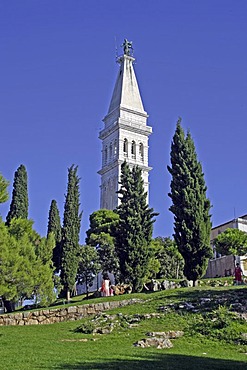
[66,289,71,302]
[86,277,89,298]
[193,280,198,287]
[3,298,15,313]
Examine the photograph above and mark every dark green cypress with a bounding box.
[116,161,157,292]
[47,199,62,272]
[6,164,28,226]
[167,119,212,285]
[60,165,82,301]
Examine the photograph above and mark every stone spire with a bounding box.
[107,47,146,116]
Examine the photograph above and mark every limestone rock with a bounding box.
[134,337,173,349]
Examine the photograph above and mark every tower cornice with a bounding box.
[103,105,148,122]
[98,159,152,176]
[99,121,152,140]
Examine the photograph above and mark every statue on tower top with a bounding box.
[121,39,134,56]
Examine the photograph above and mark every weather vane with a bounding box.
[121,39,134,56]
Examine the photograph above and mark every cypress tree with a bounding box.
[60,165,82,301]
[47,199,62,272]
[167,119,212,285]
[116,161,157,292]
[6,164,28,226]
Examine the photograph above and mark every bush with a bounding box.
[73,321,95,334]
[187,305,247,345]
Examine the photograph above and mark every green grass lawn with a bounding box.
[0,286,246,370]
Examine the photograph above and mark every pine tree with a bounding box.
[47,200,62,272]
[86,209,120,278]
[0,218,55,312]
[116,161,157,292]
[86,209,119,244]
[60,165,82,301]
[6,164,28,226]
[77,245,101,298]
[167,119,212,285]
[214,228,247,256]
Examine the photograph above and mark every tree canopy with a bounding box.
[167,119,212,285]
[86,209,119,244]
[214,228,247,256]
[77,245,101,298]
[0,218,55,311]
[150,237,184,280]
[86,209,120,278]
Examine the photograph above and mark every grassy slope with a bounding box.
[0,286,246,370]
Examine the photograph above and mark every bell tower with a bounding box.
[98,40,152,209]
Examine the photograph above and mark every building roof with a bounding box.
[211,214,247,230]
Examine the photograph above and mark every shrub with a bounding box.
[187,305,247,345]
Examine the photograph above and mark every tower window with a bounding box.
[114,139,117,158]
[109,142,113,159]
[131,141,136,159]
[139,143,144,161]
[123,138,128,157]
[105,146,108,164]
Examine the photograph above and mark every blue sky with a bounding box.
[1,1,247,242]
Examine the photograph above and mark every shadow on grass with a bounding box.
[54,353,247,370]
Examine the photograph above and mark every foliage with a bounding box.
[77,245,101,298]
[145,254,161,280]
[149,237,184,279]
[60,165,82,301]
[34,232,56,306]
[187,305,247,345]
[0,172,9,204]
[94,233,120,277]
[6,164,28,226]
[73,320,95,334]
[115,162,158,292]
[86,209,119,244]
[47,199,62,272]
[214,228,247,256]
[0,219,55,310]
[167,119,212,285]
[86,209,120,278]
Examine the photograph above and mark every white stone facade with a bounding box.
[98,53,152,210]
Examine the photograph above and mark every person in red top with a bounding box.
[101,273,111,296]
[234,263,243,285]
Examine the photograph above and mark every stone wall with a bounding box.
[0,298,142,326]
[204,255,235,278]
